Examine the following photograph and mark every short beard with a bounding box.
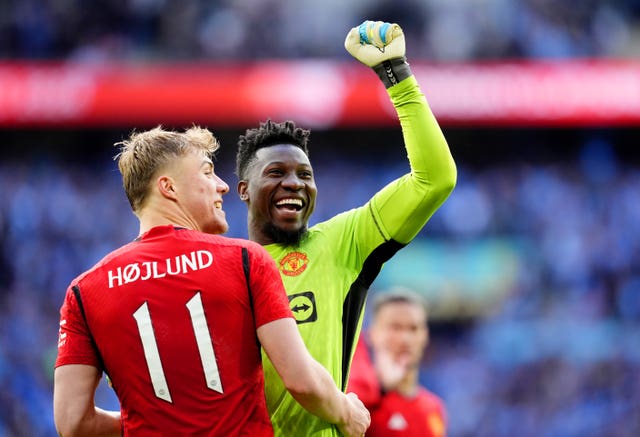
[263,222,307,246]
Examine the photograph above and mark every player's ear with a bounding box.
[238,181,249,202]
[158,175,178,200]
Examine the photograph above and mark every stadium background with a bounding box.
[1,0,639,436]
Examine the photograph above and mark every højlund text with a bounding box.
[108,250,213,288]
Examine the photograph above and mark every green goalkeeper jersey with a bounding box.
[262,76,457,436]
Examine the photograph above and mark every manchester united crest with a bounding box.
[279,251,308,277]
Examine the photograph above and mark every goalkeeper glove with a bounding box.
[344,20,412,88]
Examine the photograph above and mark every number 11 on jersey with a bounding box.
[133,291,223,403]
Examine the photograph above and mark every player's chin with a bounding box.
[273,217,304,233]
[218,222,230,234]
[265,221,306,245]
[206,218,229,235]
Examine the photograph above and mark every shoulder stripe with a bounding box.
[242,247,252,307]
[71,285,107,374]
[368,201,388,241]
[341,239,405,390]
[242,248,259,347]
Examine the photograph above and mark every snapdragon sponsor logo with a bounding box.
[108,250,213,288]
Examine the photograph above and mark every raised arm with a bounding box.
[345,21,457,244]
[258,318,370,437]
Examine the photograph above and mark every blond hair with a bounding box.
[115,125,220,212]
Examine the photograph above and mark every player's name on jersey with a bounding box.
[108,250,213,288]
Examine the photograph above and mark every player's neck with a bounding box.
[138,205,195,235]
[395,369,420,398]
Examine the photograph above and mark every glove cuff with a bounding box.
[372,57,412,89]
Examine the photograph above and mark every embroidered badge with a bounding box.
[279,251,308,277]
[428,412,445,437]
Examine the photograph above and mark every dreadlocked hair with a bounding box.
[236,119,310,179]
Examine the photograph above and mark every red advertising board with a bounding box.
[0,60,638,128]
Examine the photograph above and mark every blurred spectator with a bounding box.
[348,287,447,437]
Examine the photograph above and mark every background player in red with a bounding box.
[53,126,370,436]
[348,287,447,437]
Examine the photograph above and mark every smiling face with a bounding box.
[238,144,317,246]
[170,149,229,234]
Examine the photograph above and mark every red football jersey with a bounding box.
[366,389,447,437]
[56,226,293,436]
[347,338,447,437]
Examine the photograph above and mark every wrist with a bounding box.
[336,393,353,426]
[372,57,412,89]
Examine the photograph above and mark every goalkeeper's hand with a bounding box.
[344,20,412,88]
[344,20,405,67]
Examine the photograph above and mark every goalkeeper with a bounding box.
[235,20,457,436]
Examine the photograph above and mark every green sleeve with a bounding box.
[369,75,457,244]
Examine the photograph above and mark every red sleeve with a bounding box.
[248,244,293,328]
[54,284,101,369]
[420,388,448,437]
[346,336,382,408]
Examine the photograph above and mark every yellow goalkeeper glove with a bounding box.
[344,20,412,88]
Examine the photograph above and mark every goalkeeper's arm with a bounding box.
[344,19,458,245]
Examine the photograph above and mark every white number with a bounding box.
[185,292,223,394]
[133,292,223,403]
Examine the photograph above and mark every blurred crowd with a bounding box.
[0,0,639,62]
[0,130,639,436]
[417,137,640,436]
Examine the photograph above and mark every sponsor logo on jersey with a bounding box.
[388,412,408,430]
[279,251,308,277]
[287,291,317,324]
[107,250,213,288]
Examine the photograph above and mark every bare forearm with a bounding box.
[258,319,369,435]
[54,365,122,437]
[56,408,121,437]
[286,360,350,426]
[287,362,370,437]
